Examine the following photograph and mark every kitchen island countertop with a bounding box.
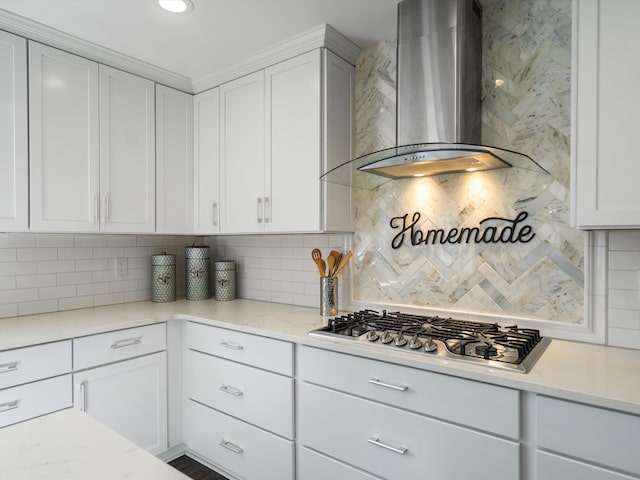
[0,409,189,480]
[1,298,640,416]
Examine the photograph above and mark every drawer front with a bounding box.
[298,446,381,480]
[185,399,294,480]
[73,323,166,370]
[298,382,519,480]
[0,375,72,428]
[298,346,519,438]
[0,340,71,389]
[186,350,293,438]
[537,451,639,480]
[537,395,640,475]
[186,321,292,375]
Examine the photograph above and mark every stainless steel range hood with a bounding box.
[322,0,549,188]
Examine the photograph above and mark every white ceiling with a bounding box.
[0,0,399,82]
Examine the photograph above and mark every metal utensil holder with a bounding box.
[151,253,176,303]
[185,245,211,300]
[320,277,338,316]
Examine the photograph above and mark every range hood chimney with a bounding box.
[322,0,549,187]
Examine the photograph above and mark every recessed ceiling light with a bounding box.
[157,0,194,14]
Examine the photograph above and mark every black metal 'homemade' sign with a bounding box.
[389,211,535,249]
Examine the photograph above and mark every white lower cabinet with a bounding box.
[72,324,168,455]
[536,395,640,479]
[184,321,294,479]
[297,346,520,480]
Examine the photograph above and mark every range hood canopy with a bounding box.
[322,0,549,189]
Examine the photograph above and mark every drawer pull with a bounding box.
[368,437,408,455]
[219,384,243,396]
[368,378,408,392]
[219,341,243,351]
[219,439,244,454]
[110,336,143,349]
[0,362,18,374]
[0,400,19,413]
[79,381,87,412]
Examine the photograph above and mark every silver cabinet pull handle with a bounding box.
[263,197,270,223]
[257,198,263,223]
[219,440,243,454]
[0,400,19,413]
[368,378,408,391]
[219,385,243,396]
[93,193,99,224]
[110,336,143,349]
[212,202,218,226]
[0,362,18,374]
[368,437,408,455]
[79,381,86,412]
[219,341,243,351]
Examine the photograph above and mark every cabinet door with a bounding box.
[29,41,100,232]
[73,352,168,455]
[0,31,28,232]
[99,65,155,233]
[193,88,220,234]
[323,49,354,232]
[156,85,194,234]
[573,0,640,228]
[219,71,265,233]
[265,50,321,232]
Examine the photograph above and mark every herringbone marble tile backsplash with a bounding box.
[351,0,584,323]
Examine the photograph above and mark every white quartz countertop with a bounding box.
[0,409,189,480]
[1,298,640,415]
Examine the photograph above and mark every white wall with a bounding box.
[608,231,640,349]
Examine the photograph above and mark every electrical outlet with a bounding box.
[115,257,128,277]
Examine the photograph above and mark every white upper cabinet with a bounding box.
[217,49,354,234]
[219,71,266,234]
[193,87,220,235]
[572,0,640,228]
[99,65,155,233]
[156,85,194,234]
[29,41,100,232]
[0,31,28,232]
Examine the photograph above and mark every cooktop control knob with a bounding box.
[423,337,437,352]
[394,332,408,347]
[380,330,394,344]
[409,334,423,349]
[366,327,380,342]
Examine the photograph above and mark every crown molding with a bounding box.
[0,10,360,95]
[0,9,193,92]
[191,24,360,94]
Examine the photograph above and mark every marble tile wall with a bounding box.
[351,0,585,324]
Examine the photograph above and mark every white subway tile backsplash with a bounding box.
[0,288,38,303]
[94,292,125,307]
[93,247,125,259]
[16,274,57,288]
[17,247,57,261]
[37,260,75,274]
[59,296,94,311]
[0,278,15,290]
[73,234,108,247]
[608,231,640,251]
[39,285,76,300]
[0,262,38,276]
[0,249,16,262]
[56,271,93,286]
[57,247,93,260]
[36,234,74,247]
[18,299,58,316]
[609,251,640,270]
[608,308,640,330]
[0,233,36,248]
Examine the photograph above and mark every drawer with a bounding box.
[0,340,71,390]
[186,322,292,375]
[73,323,166,370]
[298,446,380,480]
[537,395,640,476]
[298,382,519,480]
[536,451,638,480]
[298,346,519,438]
[186,350,293,438]
[0,375,72,428]
[185,399,294,480]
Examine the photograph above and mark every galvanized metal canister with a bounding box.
[185,245,211,300]
[214,260,236,301]
[151,253,176,303]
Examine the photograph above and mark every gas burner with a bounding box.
[309,309,551,373]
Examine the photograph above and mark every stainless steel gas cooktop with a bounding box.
[309,309,551,373]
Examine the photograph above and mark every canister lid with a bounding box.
[214,260,236,271]
[152,253,176,266]
[185,244,210,259]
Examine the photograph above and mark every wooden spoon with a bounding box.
[332,250,352,277]
[311,248,326,277]
[327,250,341,277]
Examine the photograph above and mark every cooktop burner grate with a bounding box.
[310,309,550,373]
